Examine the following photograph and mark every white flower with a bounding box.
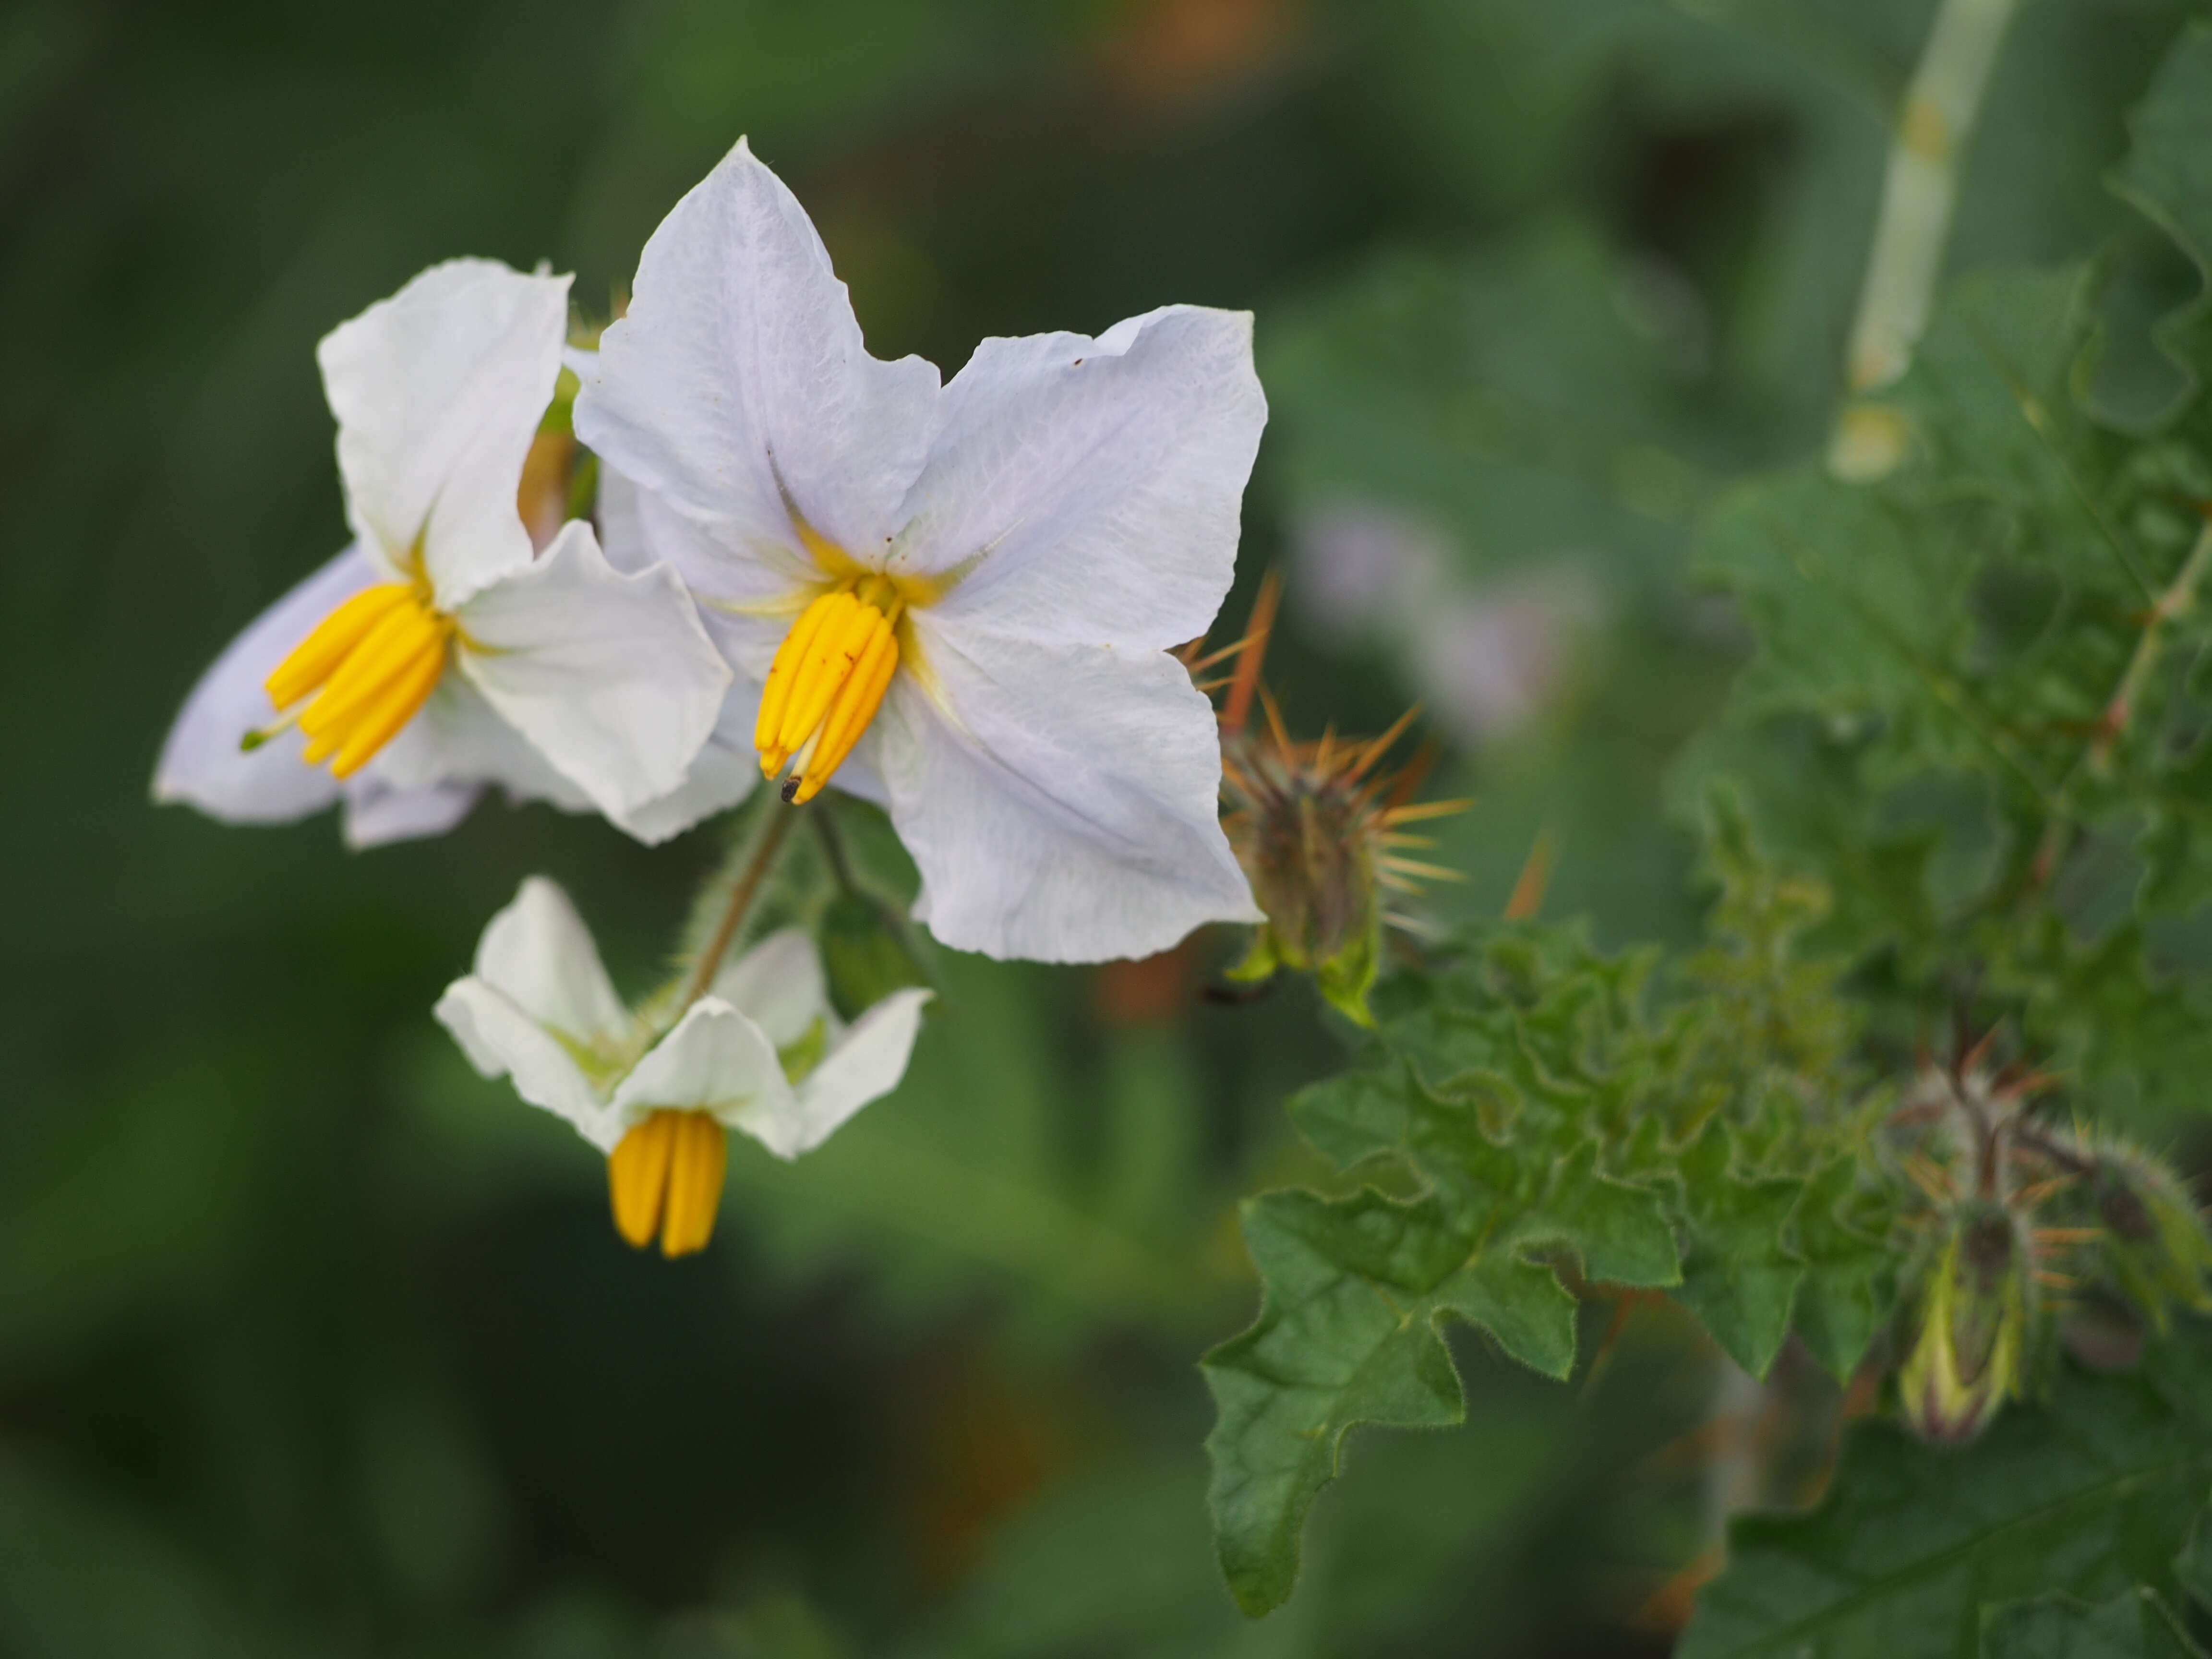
[434,877,932,1256]
[574,138,1267,962]
[153,259,733,847]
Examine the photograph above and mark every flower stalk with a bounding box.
[679,803,800,1010]
[1830,0,2021,479]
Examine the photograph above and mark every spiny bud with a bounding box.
[2084,1141,2212,1331]
[1898,1202,2034,1445]
[1200,575,1465,1025]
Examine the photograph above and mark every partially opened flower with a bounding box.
[575,138,1266,962]
[154,259,731,846]
[435,877,931,1256]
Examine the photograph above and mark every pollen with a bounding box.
[754,579,901,805]
[607,1109,728,1258]
[261,583,454,779]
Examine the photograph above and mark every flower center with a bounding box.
[607,1109,728,1258]
[260,582,454,778]
[754,575,905,805]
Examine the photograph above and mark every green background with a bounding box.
[0,0,2195,1652]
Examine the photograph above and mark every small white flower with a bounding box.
[576,138,1267,962]
[154,259,733,846]
[434,877,931,1256]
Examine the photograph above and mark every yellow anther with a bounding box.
[264,581,452,779]
[754,590,843,766]
[791,619,897,805]
[608,1111,675,1247]
[776,593,872,757]
[265,584,411,709]
[607,1110,727,1257]
[754,584,902,802]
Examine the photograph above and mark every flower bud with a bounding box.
[1226,781,1384,1024]
[2088,1144,2212,1330]
[1207,576,1466,1024]
[1898,1203,2034,1445]
[817,889,932,1024]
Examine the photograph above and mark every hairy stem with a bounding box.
[1829,0,2021,479]
[2030,517,2212,883]
[680,804,798,1009]
[2089,518,2212,775]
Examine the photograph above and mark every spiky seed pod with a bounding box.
[1898,1202,2035,1446]
[1198,575,1467,1025]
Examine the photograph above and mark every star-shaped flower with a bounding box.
[576,139,1266,962]
[435,877,931,1255]
[154,259,731,846]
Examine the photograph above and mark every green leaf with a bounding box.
[1201,1186,1574,1617]
[1982,1590,2206,1659]
[2109,21,2212,428]
[1790,1155,1898,1384]
[1679,1326,2212,1659]
[1669,1117,1806,1377]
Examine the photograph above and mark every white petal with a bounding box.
[709,927,830,1049]
[151,546,369,827]
[435,976,617,1151]
[372,669,595,812]
[597,462,793,683]
[774,987,932,1158]
[574,137,940,565]
[317,258,572,606]
[611,998,795,1135]
[890,306,1265,649]
[454,520,731,817]
[340,778,481,848]
[881,621,1260,962]
[471,875,630,1045]
[601,735,758,845]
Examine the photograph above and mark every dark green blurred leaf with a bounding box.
[1680,1324,2212,1659]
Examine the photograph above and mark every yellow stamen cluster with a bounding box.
[263,583,454,778]
[607,1109,728,1258]
[755,582,902,805]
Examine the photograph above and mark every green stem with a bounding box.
[2030,517,2212,883]
[680,804,799,1009]
[1830,0,2021,478]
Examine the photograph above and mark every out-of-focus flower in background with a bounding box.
[1288,498,1603,749]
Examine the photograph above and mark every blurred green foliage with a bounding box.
[8,0,2212,1653]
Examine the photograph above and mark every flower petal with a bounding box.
[152,545,368,826]
[341,778,481,849]
[372,670,595,811]
[597,461,791,682]
[317,258,572,606]
[435,975,615,1150]
[771,986,933,1158]
[611,998,795,1135]
[574,138,940,565]
[602,736,757,845]
[890,306,1265,649]
[709,927,830,1050]
[881,620,1259,962]
[454,519,731,818]
[469,875,630,1045]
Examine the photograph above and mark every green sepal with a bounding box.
[816,889,931,1024]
